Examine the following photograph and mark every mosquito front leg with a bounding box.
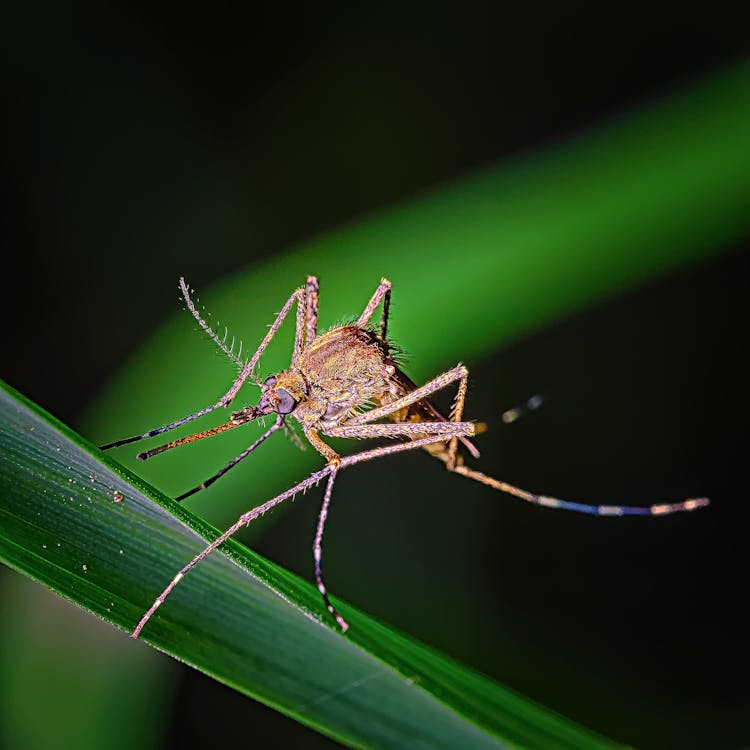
[357,277,392,341]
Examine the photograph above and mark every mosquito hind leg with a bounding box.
[452,464,708,516]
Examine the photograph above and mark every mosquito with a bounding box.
[102,275,709,636]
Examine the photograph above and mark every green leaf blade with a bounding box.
[0,381,621,750]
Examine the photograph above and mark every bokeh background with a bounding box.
[3,5,749,749]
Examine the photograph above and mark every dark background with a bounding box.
[3,5,749,749]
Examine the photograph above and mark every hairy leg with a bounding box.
[325,420,474,440]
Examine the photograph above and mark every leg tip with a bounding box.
[687,497,710,511]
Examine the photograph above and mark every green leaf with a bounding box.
[0,381,619,750]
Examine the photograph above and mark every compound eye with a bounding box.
[275,388,297,415]
[263,375,277,387]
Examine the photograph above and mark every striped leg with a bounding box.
[452,465,709,516]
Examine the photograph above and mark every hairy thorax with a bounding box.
[285,326,400,428]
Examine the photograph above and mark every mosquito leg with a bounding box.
[341,361,707,517]
[174,417,284,502]
[313,467,348,631]
[379,285,391,342]
[451,464,709,516]
[100,402,225,450]
[292,285,308,364]
[445,362,470,469]
[305,276,319,347]
[501,394,545,424]
[343,363,480,458]
[133,431,460,638]
[345,364,468,427]
[357,277,392,338]
[132,466,332,639]
[340,432,473,468]
[283,421,307,452]
[325,421,474,441]
[304,428,342,468]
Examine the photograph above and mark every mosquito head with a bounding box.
[256,373,306,416]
